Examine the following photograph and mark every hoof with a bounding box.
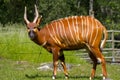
[89,77,92,80]
[103,78,112,80]
[65,75,69,79]
[103,77,112,80]
[52,75,56,80]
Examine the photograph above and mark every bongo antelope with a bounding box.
[24,5,108,80]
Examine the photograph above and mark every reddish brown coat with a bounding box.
[24,5,108,80]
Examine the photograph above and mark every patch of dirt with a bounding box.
[37,62,73,71]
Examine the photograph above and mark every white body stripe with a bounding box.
[66,18,76,45]
[46,24,58,43]
[58,22,63,39]
[45,16,105,48]
[51,24,61,45]
[84,17,87,41]
[72,16,78,44]
[81,16,84,40]
[92,20,98,46]
[86,17,89,42]
[55,21,64,45]
[59,20,70,45]
[55,21,59,39]
[89,18,93,45]
[76,16,81,42]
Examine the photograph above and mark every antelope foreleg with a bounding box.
[52,47,60,79]
[59,52,69,79]
[52,60,58,79]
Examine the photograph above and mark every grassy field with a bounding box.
[0,24,52,63]
[0,24,120,80]
[0,58,120,80]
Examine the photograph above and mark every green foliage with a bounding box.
[1,0,120,29]
[95,0,120,29]
[38,0,88,25]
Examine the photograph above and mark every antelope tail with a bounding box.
[100,27,108,49]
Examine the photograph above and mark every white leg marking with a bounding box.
[97,58,102,63]
[89,77,92,80]
[52,76,56,80]
[103,76,106,80]
[65,76,68,79]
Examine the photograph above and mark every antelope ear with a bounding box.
[36,16,42,26]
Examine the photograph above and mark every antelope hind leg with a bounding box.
[88,51,98,80]
[90,47,108,79]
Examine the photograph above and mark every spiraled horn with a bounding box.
[24,6,30,24]
[33,5,39,23]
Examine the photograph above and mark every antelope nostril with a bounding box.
[28,30,36,39]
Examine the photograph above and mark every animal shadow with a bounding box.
[25,74,102,80]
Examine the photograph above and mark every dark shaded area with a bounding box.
[25,74,102,80]
[114,34,120,48]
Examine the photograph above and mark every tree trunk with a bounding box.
[89,0,94,17]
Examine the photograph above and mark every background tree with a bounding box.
[0,0,120,30]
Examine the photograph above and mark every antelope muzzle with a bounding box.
[28,29,37,40]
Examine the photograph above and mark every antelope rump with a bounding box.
[24,5,109,80]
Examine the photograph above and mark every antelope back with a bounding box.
[44,16,104,48]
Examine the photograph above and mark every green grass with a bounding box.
[0,24,52,63]
[0,24,120,80]
[0,58,120,80]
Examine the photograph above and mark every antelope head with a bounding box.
[24,5,42,40]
